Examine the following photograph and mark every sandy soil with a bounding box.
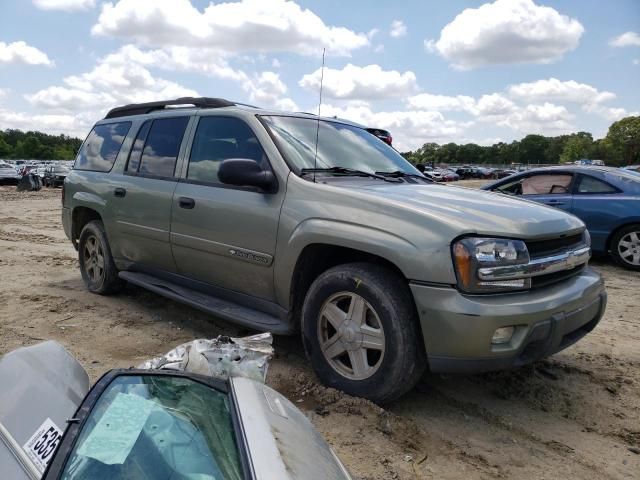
[0,182,638,479]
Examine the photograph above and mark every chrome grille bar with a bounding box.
[478,246,591,281]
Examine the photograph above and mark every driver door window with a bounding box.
[519,173,574,212]
[187,116,268,185]
[521,174,573,195]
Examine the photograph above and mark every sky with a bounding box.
[0,0,638,151]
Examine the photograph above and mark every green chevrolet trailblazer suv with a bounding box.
[63,97,607,402]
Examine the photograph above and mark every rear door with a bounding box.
[170,114,285,301]
[110,116,192,273]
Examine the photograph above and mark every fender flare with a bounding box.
[274,218,423,308]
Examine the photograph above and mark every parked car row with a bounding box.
[0,160,72,187]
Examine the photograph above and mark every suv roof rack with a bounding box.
[104,97,236,119]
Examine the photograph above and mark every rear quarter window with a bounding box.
[75,122,132,172]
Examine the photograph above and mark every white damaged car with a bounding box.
[0,340,351,480]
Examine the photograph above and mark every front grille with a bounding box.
[526,233,584,259]
[525,232,588,289]
[531,264,585,289]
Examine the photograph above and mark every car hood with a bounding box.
[352,182,585,238]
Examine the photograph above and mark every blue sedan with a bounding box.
[482,166,640,270]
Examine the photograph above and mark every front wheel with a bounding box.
[78,220,123,294]
[301,263,426,404]
[611,224,640,271]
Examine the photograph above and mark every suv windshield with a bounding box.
[60,375,242,480]
[261,115,420,177]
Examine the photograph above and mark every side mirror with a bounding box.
[218,158,277,192]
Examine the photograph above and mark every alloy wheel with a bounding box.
[618,231,640,266]
[83,235,105,284]
[317,291,385,380]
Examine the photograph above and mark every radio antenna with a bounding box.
[312,47,326,183]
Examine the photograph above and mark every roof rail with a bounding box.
[104,97,236,119]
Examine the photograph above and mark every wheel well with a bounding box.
[71,207,102,248]
[289,244,414,327]
[606,222,640,252]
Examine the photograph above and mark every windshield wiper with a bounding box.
[300,166,399,182]
[375,170,433,182]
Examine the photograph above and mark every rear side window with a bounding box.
[576,175,618,194]
[75,122,131,172]
[127,117,189,178]
[187,116,268,184]
[126,121,152,174]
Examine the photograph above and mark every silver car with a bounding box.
[0,162,20,184]
[0,342,351,480]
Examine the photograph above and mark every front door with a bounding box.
[170,115,285,301]
[519,172,575,213]
[110,116,191,273]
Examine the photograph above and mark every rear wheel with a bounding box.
[611,224,640,271]
[78,220,123,294]
[301,262,426,403]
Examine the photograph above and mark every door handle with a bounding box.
[114,187,126,198]
[546,199,564,205]
[178,197,195,209]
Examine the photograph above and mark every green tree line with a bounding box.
[0,129,83,160]
[402,116,640,168]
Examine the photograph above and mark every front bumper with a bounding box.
[410,267,606,373]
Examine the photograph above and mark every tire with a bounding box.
[78,220,123,294]
[610,224,640,271]
[301,262,426,404]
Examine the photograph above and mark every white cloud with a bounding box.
[243,71,298,111]
[319,102,470,151]
[508,78,616,105]
[26,86,113,110]
[634,59,639,66]
[33,0,95,11]
[389,20,407,38]
[299,64,417,100]
[475,93,516,116]
[494,102,574,135]
[0,88,8,101]
[407,93,476,113]
[99,45,247,82]
[610,32,640,48]
[426,0,583,69]
[0,108,94,137]
[26,50,198,113]
[92,0,369,56]
[407,92,515,116]
[0,41,53,66]
[583,105,637,122]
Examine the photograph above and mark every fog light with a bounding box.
[492,326,515,345]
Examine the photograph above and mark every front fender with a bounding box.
[273,218,446,308]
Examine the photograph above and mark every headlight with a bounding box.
[452,237,530,293]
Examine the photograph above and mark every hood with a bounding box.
[351,182,585,239]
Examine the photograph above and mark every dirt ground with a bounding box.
[0,182,638,480]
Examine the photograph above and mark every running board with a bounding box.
[118,271,293,334]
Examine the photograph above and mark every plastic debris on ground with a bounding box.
[138,333,274,383]
[16,174,42,191]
